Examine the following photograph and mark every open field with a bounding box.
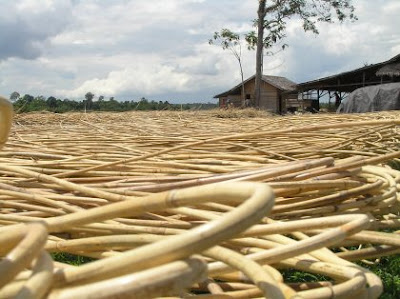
[1,110,400,298]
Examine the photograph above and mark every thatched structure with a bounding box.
[376,63,400,77]
[214,75,297,114]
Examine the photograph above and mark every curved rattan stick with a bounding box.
[207,214,370,275]
[47,235,292,298]
[337,244,400,261]
[203,246,293,299]
[0,222,48,288]
[0,96,13,149]
[53,118,400,178]
[1,111,400,298]
[289,238,383,299]
[44,234,293,297]
[14,251,53,299]
[47,182,274,285]
[48,257,207,299]
[279,257,368,298]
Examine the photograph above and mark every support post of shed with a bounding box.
[328,91,331,111]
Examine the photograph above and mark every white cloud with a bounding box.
[1,0,399,102]
[63,64,190,97]
[58,41,252,100]
[0,0,73,61]
[383,1,400,13]
[281,0,400,81]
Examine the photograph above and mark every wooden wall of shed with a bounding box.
[231,82,256,107]
[219,97,227,107]
[218,78,286,113]
[244,80,255,97]
[219,96,241,107]
[243,80,279,112]
[259,81,278,112]
[228,95,242,106]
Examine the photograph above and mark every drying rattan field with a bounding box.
[1,109,400,298]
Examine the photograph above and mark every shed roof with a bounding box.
[376,63,400,77]
[214,75,297,98]
[297,53,400,93]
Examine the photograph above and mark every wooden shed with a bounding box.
[214,75,297,114]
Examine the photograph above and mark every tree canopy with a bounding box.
[11,93,217,114]
[209,29,246,106]
[251,0,357,106]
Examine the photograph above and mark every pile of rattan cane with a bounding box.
[0,109,400,298]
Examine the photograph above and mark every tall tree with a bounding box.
[10,91,20,101]
[85,92,95,110]
[209,29,246,107]
[22,94,34,103]
[255,1,266,108]
[247,0,357,107]
[47,96,57,110]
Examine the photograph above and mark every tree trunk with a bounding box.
[239,58,245,107]
[255,0,266,108]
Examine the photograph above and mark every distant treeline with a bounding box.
[10,93,217,113]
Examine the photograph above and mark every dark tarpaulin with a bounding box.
[337,83,400,113]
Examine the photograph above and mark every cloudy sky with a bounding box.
[0,0,399,103]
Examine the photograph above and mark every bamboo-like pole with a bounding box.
[48,258,207,299]
[0,96,13,149]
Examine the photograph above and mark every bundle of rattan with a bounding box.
[0,110,400,298]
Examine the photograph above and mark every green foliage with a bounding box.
[11,93,217,114]
[84,92,95,110]
[51,252,94,266]
[22,94,34,103]
[209,29,241,52]
[85,92,95,101]
[246,0,357,51]
[388,160,400,171]
[281,269,330,283]
[209,28,246,104]
[10,91,20,101]
[208,28,245,74]
[361,256,400,299]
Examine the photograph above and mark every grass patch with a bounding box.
[388,160,400,171]
[361,256,400,299]
[281,256,400,299]
[50,252,400,298]
[281,269,331,284]
[51,252,94,266]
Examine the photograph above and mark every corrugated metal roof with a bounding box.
[297,53,400,92]
[214,75,297,98]
[262,75,297,91]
